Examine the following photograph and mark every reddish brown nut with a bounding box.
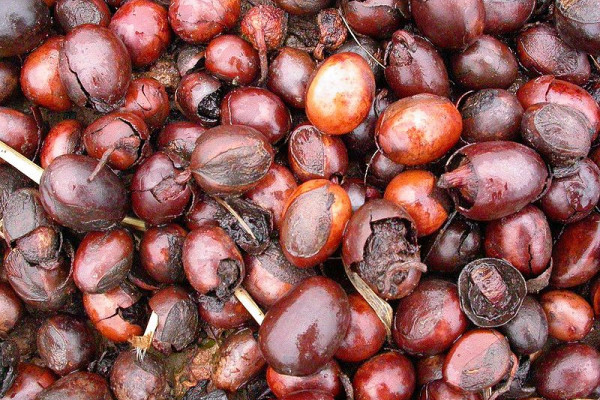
[335,293,386,362]
[551,212,600,288]
[258,276,350,376]
[451,35,519,90]
[484,205,551,278]
[267,47,316,109]
[221,87,291,144]
[0,0,51,58]
[37,314,96,376]
[353,352,416,400]
[83,111,150,172]
[212,328,266,392]
[393,279,468,356]
[280,179,352,268]
[182,226,244,299]
[516,75,600,138]
[0,61,19,104]
[420,379,483,400]
[205,35,260,85]
[109,0,171,67]
[20,36,72,112]
[517,23,590,85]
[243,241,315,308]
[58,25,132,113]
[175,71,223,127]
[366,150,405,189]
[521,103,592,169]
[287,124,349,182]
[267,361,342,398]
[554,0,600,56]
[55,0,111,31]
[168,0,241,44]
[342,0,408,39]
[410,0,485,50]
[384,30,450,98]
[119,77,169,131]
[482,0,534,34]
[540,290,594,342]
[540,158,600,223]
[384,170,451,237]
[39,154,128,232]
[83,282,144,343]
[443,329,513,392]
[342,199,425,300]
[423,217,481,274]
[139,224,187,284]
[0,108,40,162]
[533,343,600,400]
[148,286,198,353]
[341,178,381,212]
[131,152,192,226]
[460,89,524,143]
[416,355,445,386]
[73,229,134,294]
[305,52,376,135]
[189,125,274,196]
[438,141,549,221]
[2,363,56,399]
[36,372,113,400]
[156,121,207,168]
[40,120,84,169]
[110,350,169,400]
[197,294,251,330]
[244,164,298,230]
[273,0,331,15]
[376,94,462,166]
[0,282,23,335]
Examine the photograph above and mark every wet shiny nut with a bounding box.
[36,371,113,400]
[500,295,548,355]
[205,34,260,85]
[40,120,84,169]
[168,0,241,44]
[267,47,316,109]
[0,0,51,58]
[375,94,462,166]
[73,228,134,294]
[551,212,600,288]
[37,314,96,376]
[443,329,513,392]
[335,293,386,362]
[410,0,485,50]
[438,141,549,221]
[58,24,132,113]
[20,36,72,112]
[384,170,451,237]
[533,343,600,400]
[190,125,274,196]
[212,328,266,392]
[540,290,594,342]
[460,89,524,143]
[258,276,350,376]
[110,350,169,400]
[394,279,468,356]
[482,0,534,34]
[353,352,416,400]
[287,124,348,182]
[384,30,450,99]
[280,179,352,268]
[305,52,376,135]
[267,360,342,399]
[55,0,111,32]
[484,205,552,278]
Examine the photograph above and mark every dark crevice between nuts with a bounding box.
[197,87,223,126]
[214,259,244,300]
